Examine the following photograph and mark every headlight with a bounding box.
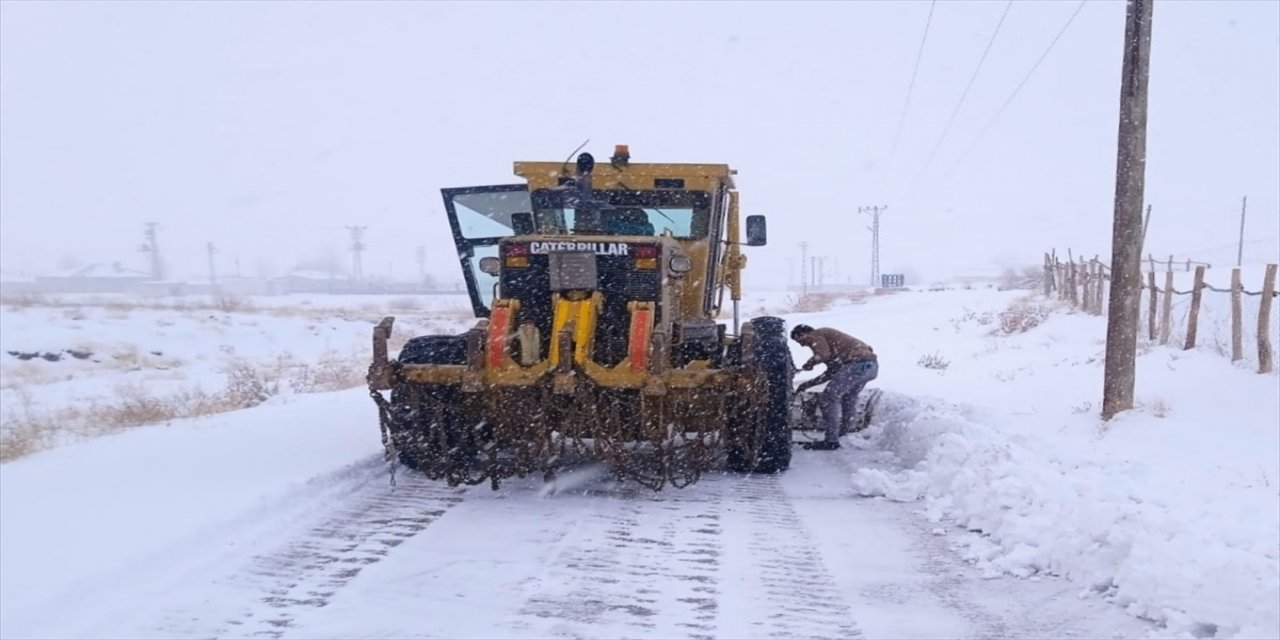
[479,256,501,275]
[669,255,693,273]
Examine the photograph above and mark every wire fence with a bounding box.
[1042,250,1278,374]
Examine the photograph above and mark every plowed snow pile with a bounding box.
[802,286,1280,639]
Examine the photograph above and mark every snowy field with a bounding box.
[0,292,476,460]
[1,281,1277,639]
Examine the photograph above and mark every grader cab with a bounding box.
[368,145,796,490]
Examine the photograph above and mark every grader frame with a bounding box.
[368,145,793,490]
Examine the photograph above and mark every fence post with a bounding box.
[1094,260,1102,314]
[1060,260,1068,301]
[1160,263,1174,345]
[1064,258,1075,305]
[1231,267,1243,362]
[1259,264,1277,374]
[1147,270,1157,340]
[1082,260,1092,312]
[1043,253,1053,297]
[1065,249,1074,306]
[1094,255,1105,315]
[1061,260,1068,302]
[1091,261,1099,314]
[1078,259,1085,308]
[1185,258,1191,272]
[1184,265,1206,350]
[1055,259,1062,300]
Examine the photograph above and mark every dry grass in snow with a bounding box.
[0,293,477,462]
[0,352,370,462]
[784,291,869,313]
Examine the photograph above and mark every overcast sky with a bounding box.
[2,0,1277,287]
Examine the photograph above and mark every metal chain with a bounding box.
[372,368,773,492]
[368,386,398,487]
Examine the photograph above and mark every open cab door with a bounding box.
[441,184,532,317]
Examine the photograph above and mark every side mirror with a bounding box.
[745,215,767,246]
[511,212,535,235]
[479,256,501,275]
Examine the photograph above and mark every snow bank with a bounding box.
[0,388,387,639]
[843,304,1280,639]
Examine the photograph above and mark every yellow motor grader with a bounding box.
[367,145,796,490]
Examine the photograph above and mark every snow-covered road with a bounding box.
[28,445,1152,640]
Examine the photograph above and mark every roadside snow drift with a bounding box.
[834,296,1280,640]
[0,388,386,639]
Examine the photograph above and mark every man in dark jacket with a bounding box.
[790,325,879,450]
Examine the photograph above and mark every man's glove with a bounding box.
[801,362,815,371]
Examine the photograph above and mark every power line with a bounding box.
[887,0,938,170]
[941,0,1090,183]
[917,0,1014,179]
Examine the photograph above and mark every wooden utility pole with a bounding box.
[1102,0,1154,421]
[1140,204,1152,253]
[1237,196,1247,266]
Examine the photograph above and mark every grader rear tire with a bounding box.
[389,334,474,476]
[389,383,469,473]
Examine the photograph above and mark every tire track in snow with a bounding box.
[513,480,724,639]
[513,471,866,639]
[207,472,467,639]
[722,474,865,639]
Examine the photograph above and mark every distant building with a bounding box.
[271,270,351,294]
[176,277,282,297]
[0,270,37,295]
[33,262,152,294]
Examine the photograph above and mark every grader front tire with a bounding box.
[724,316,794,475]
[748,316,793,474]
